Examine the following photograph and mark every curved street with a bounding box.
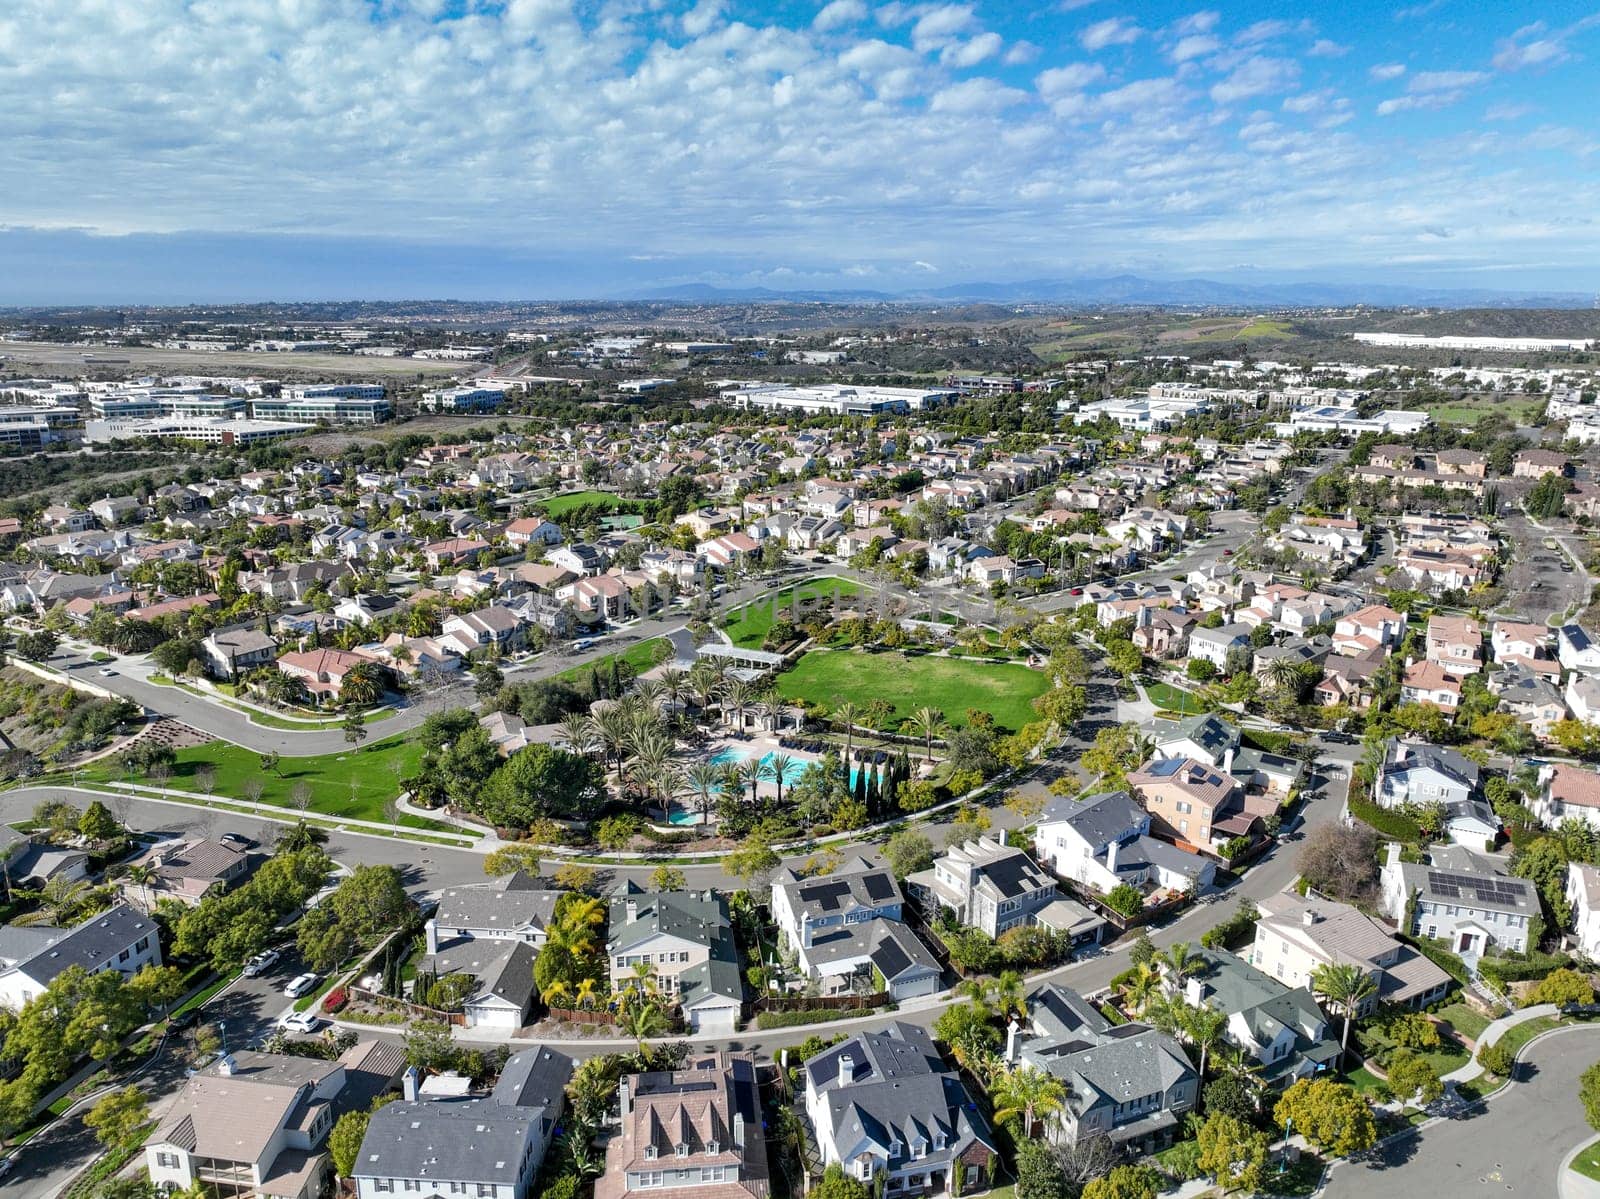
[1324,1023,1600,1199]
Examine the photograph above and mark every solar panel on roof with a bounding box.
[863,873,896,902]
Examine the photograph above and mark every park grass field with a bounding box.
[775,648,1048,732]
[1412,394,1547,425]
[722,577,865,648]
[82,735,456,831]
[547,637,668,685]
[539,490,636,516]
[1144,681,1207,715]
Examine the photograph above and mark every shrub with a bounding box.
[1523,966,1595,1007]
[755,1007,876,1030]
[1105,883,1144,919]
[1477,1039,1515,1077]
[322,986,349,1014]
[1200,901,1259,950]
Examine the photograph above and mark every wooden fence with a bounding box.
[545,1006,618,1026]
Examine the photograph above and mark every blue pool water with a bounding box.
[708,747,811,785]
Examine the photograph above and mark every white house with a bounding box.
[1032,791,1216,898]
[1379,843,1536,957]
[1566,862,1600,962]
[0,904,161,1010]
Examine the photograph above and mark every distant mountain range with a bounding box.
[632,275,1597,309]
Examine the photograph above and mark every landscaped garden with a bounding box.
[538,489,636,516]
[775,647,1049,732]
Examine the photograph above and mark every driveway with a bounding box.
[1323,1022,1600,1199]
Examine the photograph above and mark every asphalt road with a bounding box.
[1322,1023,1600,1199]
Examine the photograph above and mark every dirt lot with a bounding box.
[0,340,465,382]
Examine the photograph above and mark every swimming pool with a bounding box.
[707,746,812,786]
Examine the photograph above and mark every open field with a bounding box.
[723,577,865,648]
[546,637,668,685]
[1408,393,1548,425]
[540,490,634,516]
[1145,681,1207,714]
[775,648,1048,731]
[0,340,465,380]
[79,735,455,830]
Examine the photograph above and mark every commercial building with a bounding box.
[85,416,311,446]
[725,383,957,415]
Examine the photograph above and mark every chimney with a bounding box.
[838,1054,854,1087]
[1184,976,1206,1006]
[1005,1019,1021,1064]
[217,1052,237,1076]
[1222,746,1234,776]
[801,909,814,949]
[626,898,638,923]
[620,1078,632,1116]
[1302,908,1318,927]
[1105,840,1120,874]
[425,920,439,955]
[403,1065,420,1102]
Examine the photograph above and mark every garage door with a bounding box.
[467,1004,522,1031]
[687,1005,739,1036]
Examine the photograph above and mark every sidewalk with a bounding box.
[1441,1002,1558,1085]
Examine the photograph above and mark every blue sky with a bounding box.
[0,0,1596,302]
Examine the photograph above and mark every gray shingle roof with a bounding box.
[0,904,156,986]
[1039,790,1144,845]
[433,873,561,935]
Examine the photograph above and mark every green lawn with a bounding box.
[1145,681,1207,715]
[1415,395,1548,426]
[539,490,633,516]
[1436,1001,1491,1044]
[1344,1065,1388,1098]
[775,648,1049,732]
[1493,1014,1563,1059]
[1572,1139,1600,1183]
[723,577,864,649]
[547,637,668,686]
[84,735,444,829]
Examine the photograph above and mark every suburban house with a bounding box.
[442,606,526,655]
[1566,862,1600,961]
[1249,891,1452,1012]
[1425,613,1483,674]
[1332,604,1406,656]
[1127,757,1267,855]
[1560,625,1600,675]
[1008,982,1196,1153]
[804,1023,996,1197]
[149,1042,407,1199]
[1536,763,1600,831]
[904,835,1059,938]
[355,1047,573,1199]
[422,872,563,1030]
[1183,948,1342,1086]
[1375,738,1500,848]
[1187,622,1252,670]
[201,627,280,680]
[275,648,373,704]
[1379,843,1536,957]
[594,1053,769,1199]
[771,859,941,1000]
[607,883,743,1035]
[1033,790,1216,902]
[121,837,249,907]
[0,904,162,1009]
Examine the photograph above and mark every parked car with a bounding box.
[168,1007,200,1030]
[219,832,254,851]
[278,1011,322,1034]
[243,948,282,977]
[283,972,318,998]
[98,668,117,676]
[0,1153,17,1179]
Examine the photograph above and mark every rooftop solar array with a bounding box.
[1426,871,1529,907]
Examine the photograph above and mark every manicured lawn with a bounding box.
[84,735,443,829]
[547,638,668,686]
[1344,1065,1388,1098]
[539,490,633,516]
[723,577,864,648]
[775,648,1049,732]
[1145,681,1207,715]
[1436,1000,1491,1044]
[1494,1013,1562,1058]
[1572,1139,1600,1183]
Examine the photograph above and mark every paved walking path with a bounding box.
[1441,1002,1558,1084]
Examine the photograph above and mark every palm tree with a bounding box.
[991,1065,1067,1137]
[993,970,1027,1023]
[1311,962,1378,1065]
[1181,1004,1229,1099]
[123,863,158,911]
[738,757,764,804]
[573,977,599,1010]
[906,706,948,764]
[1160,941,1199,995]
[340,660,387,708]
[687,668,723,724]
[757,694,782,734]
[1262,656,1306,702]
[1119,962,1162,1015]
[15,875,99,927]
[540,978,572,1008]
[833,700,864,771]
[955,977,996,1015]
[763,752,796,806]
[558,714,598,759]
[685,763,723,826]
[723,678,755,733]
[657,667,688,711]
[592,705,633,785]
[619,998,668,1050]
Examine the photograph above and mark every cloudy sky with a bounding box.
[0,0,1596,301]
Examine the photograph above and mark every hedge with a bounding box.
[1348,797,1425,842]
[754,1007,881,1030]
[1478,948,1573,988]
[1405,935,1470,985]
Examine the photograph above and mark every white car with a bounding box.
[278,1011,321,1035]
[242,948,281,978]
[98,667,116,677]
[283,972,318,998]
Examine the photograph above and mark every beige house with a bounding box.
[1249,891,1451,1013]
[1425,614,1483,674]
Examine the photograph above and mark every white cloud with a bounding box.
[1308,39,1348,58]
[1080,17,1141,51]
[912,260,938,271]
[1234,19,1311,45]
[1410,69,1490,91]
[680,0,724,38]
[1486,101,1536,121]
[941,31,1002,68]
[813,0,867,31]
[1492,15,1600,71]
[1168,34,1220,62]
[1369,62,1406,80]
[1003,40,1040,65]
[1035,61,1107,98]
[1210,56,1299,105]
[1172,10,1220,36]
[929,77,1026,112]
[909,4,975,52]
